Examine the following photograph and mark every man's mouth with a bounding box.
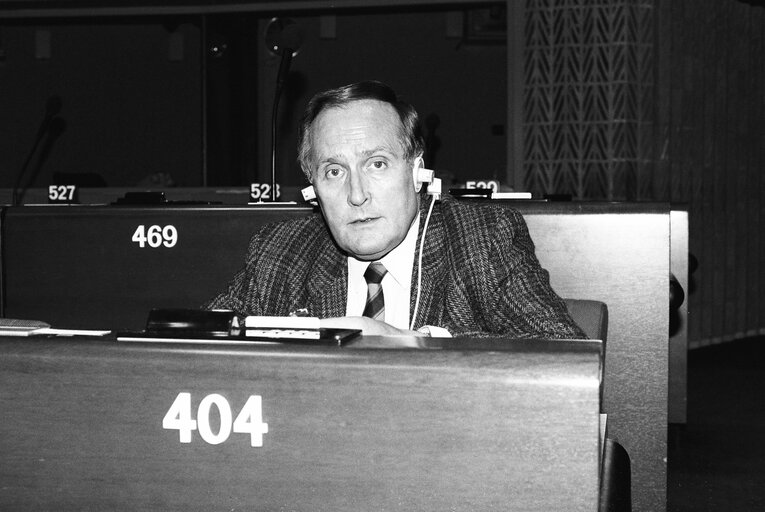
[351,216,379,224]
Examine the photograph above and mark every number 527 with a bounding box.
[48,185,76,201]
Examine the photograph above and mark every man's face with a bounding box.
[308,99,420,261]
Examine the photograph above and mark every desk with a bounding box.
[0,200,672,512]
[0,335,603,511]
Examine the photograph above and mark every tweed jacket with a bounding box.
[205,194,586,339]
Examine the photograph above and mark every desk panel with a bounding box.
[1,204,312,330]
[522,210,669,512]
[1,200,672,512]
[0,336,602,511]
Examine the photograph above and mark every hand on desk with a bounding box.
[320,316,425,337]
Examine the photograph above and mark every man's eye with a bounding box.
[325,168,342,178]
[370,160,386,169]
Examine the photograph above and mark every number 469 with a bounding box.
[131,224,178,248]
[162,393,269,447]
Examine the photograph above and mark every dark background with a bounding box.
[0,4,508,189]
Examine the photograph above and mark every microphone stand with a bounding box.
[12,96,62,206]
[270,47,293,202]
[12,136,45,206]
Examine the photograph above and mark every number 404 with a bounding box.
[162,393,269,447]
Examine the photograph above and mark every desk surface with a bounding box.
[0,335,602,511]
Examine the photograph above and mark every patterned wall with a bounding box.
[518,0,765,345]
[521,0,656,200]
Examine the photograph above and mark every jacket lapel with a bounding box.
[305,238,347,318]
[410,197,448,328]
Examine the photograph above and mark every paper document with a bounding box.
[244,316,321,330]
[35,328,112,337]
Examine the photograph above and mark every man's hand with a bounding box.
[320,316,425,337]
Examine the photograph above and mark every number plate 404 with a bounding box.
[162,393,269,447]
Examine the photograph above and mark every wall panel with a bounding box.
[663,0,765,347]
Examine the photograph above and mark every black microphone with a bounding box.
[13,96,63,206]
[275,45,294,90]
[265,18,303,202]
[38,96,62,138]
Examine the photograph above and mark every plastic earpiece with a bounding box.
[301,185,316,202]
[412,157,433,192]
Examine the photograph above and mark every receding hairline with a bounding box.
[302,99,414,176]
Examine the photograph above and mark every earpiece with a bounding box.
[301,185,316,202]
[412,157,433,193]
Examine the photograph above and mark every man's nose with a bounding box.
[347,170,369,206]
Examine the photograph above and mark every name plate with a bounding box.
[249,183,281,202]
[465,179,500,193]
[48,184,79,204]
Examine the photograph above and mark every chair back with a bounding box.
[563,299,631,511]
[565,298,608,342]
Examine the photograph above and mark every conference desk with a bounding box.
[0,200,673,512]
[0,334,603,511]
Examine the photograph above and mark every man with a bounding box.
[206,81,585,339]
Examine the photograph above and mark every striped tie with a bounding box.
[362,262,388,321]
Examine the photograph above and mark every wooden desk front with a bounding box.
[0,336,603,511]
[0,200,673,512]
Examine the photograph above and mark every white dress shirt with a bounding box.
[346,214,418,329]
[345,215,451,336]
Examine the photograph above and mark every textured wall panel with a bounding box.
[521,0,655,201]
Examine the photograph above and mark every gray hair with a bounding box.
[297,80,425,181]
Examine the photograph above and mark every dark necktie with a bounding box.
[362,262,388,321]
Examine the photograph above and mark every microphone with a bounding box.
[34,117,67,172]
[265,18,303,202]
[13,96,63,206]
[270,49,293,202]
[37,96,62,139]
[15,117,66,206]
